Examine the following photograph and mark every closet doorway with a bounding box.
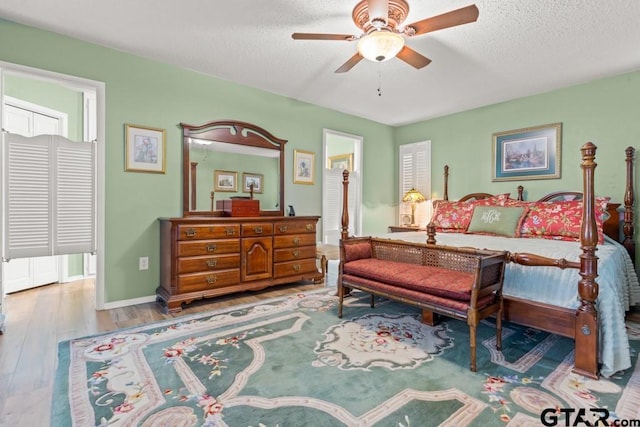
[322,129,363,244]
[0,63,105,327]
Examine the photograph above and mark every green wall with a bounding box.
[395,71,640,202]
[3,17,638,303]
[0,19,395,303]
[394,71,640,263]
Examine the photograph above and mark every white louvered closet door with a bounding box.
[3,133,96,259]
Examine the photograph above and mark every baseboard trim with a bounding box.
[101,295,157,310]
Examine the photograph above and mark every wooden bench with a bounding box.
[338,237,507,371]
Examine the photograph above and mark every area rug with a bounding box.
[52,288,640,426]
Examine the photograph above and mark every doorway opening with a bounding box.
[0,62,105,330]
[322,129,363,245]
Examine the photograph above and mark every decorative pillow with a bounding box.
[430,194,510,232]
[467,206,528,237]
[342,240,372,262]
[510,197,610,243]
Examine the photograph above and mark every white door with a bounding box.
[2,100,64,293]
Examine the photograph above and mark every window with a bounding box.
[399,141,431,227]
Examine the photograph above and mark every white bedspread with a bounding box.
[332,231,640,377]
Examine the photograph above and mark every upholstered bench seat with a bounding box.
[343,258,475,301]
[341,273,496,314]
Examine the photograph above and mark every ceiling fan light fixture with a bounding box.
[357,30,404,62]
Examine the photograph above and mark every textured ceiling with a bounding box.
[1,0,639,126]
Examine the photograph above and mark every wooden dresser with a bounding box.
[157,215,322,312]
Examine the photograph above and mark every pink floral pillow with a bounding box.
[506,198,610,243]
[430,194,510,232]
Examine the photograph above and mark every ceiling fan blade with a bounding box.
[396,46,432,69]
[292,33,356,41]
[335,53,364,73]
[405,4,479,36]
[367,0,389,22]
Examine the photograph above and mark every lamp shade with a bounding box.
[402,188,426,204]
[357,30,405,62]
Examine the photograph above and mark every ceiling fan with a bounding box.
[292,0,479,73]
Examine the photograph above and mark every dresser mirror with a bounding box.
[181,120,286,216]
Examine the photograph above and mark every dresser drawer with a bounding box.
[177,254,240,274]
[273,258,318,279]
[274,221,316,235]
[177,269,240,293]
[177,239,240,257]
[241,223,274,237]
[177,224,239,240]
[273,233,316,249]
[273,245,316,262]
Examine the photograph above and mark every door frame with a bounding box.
[322,129,363,243]
[0,61,105,309]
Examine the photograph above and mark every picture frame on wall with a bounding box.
[492,122,562,181]
[293,149,315,185]
[124,124,166,173]
[214,170,238,192]
[242,172,263,194]
[328,153,353,171]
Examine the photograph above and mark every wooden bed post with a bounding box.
[624,146,635,264]
[340,169,350,242]
[443,165,449,201]
[574,142,599,379]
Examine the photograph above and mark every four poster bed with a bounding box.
[337,143,639,379]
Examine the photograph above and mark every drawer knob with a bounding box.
[254,226,263,234]
[279,225,288,232]
[225,228,236,236]
[292,238,300,245]
[306,224,313,231]
[293,250,300,258]
[185,228,196,237]
[206,259,218,268]
[293,264,301,272]
[206,244,217,252]
[206,276,217,284]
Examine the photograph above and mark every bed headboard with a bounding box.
[438,146,635,260]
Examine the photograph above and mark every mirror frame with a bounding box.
[181,120,286,217]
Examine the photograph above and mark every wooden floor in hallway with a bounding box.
[0,278,325,426]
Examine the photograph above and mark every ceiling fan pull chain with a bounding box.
[377,65,383,96]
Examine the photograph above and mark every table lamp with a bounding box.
[402,188,427,226]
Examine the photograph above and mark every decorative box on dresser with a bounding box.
[157,216,322,313]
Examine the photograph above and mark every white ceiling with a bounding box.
[1,0,639,126]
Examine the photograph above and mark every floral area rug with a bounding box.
[52,289,640,426]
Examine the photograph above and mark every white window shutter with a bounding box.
[3,132,95,259]
[398,141,432,227]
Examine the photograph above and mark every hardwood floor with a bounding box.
[0,279,325,426]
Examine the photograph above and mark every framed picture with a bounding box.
[492,122,562,182]
[214,170,238,192]
[125,124,166,173]
[328,153,353,171]
[293,149,315,185]
[242,172,264,194]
